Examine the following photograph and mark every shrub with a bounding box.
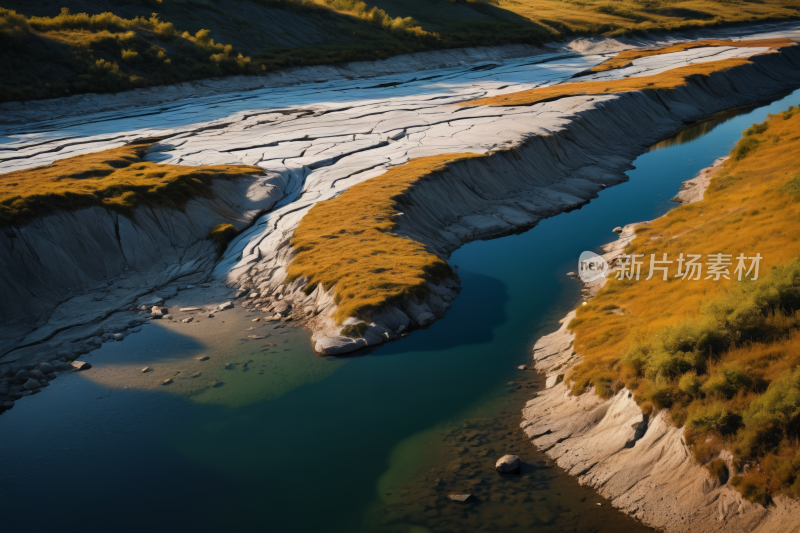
[341,322,368,338]
[679,372,702,397]
[731,472,771,505]
[732,136,760,160]
[702,365,753,398]
[743,122,769,136]
[687,403,742,435]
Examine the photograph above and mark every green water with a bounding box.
[2,90,799,533]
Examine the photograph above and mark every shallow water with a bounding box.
[2,90,799,533]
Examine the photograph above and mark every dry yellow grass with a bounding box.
[0,138,263,226]
[493,0,799,37]
[462,42,794,108]
[567,106,800,501]
[589,38,794,72]
[287,153,486,323]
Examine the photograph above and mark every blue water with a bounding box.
[2,90,799,533]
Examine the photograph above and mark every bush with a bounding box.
[679,372,702,397]
[702,365,753,398]
[732,136,760,160]
[341,322,368,338]
[687,403,742,435]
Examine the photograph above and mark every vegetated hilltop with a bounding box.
[567,107,800,505]
[1,0,799,103]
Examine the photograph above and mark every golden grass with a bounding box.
[0,138,263,227]
[590,38,794,72]
[494,0,799,36]
[287,153,486,323]
[567,106,800,501]
[462,42,794,108]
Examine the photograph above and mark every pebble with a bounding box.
[38,363,54,374]
[71,361,92,370]
[23,378,42,391]
[196,356,209,361]
[518,365,527,370]
[207,313,215,318]
[180,307,201,312]
[181,317,193,323]
[448,494,475,503]
[252,318,260,322]
[141,367,151,373]
[162,378,173,385]
[113,333,124,341]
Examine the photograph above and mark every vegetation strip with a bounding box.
[3,0,800,103]
[589,38,795,72]
[0,138,263,227]
[462,41,795,108]
[287,153,486,323]
[567,106,800,503]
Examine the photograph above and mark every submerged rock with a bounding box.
[495,455,521,475]
[23,378,41,391]
[71,361,92,371]
[314,336,367,355]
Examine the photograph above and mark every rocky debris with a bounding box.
[495,455,521,475]
[23,378,41,391]
[71,361,92,371]
[151,306,168,316]
[162,378,173,385]
[29,369,46,380]
[218,301,234,311]
[38,363,53,374]
[448,494,476,503]
[273,301,291,316]
[181,317,193,323]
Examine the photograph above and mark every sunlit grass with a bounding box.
[287,153,486,323]
[462,40,795,107]
[0,138,263,227]
[566,106,800,503]
[589,38,794,72]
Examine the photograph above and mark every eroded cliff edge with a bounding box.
[521,159,800,533]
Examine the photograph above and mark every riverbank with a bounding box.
[521,119,800,530]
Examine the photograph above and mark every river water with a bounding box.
[2,90,799,533]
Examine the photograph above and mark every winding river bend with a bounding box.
[2,74,799,532]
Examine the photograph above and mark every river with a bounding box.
[2,85,800,533]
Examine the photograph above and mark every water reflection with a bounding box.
[649,105,755,151]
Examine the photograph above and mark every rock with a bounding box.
[249,292,259,298]
[29,369,46,380]
[38,363,54,374]
[252,317,260,322]
[89,327,105,337]
[71,361,92,371]
[162,315,172,320]
[448,494,476,503]
[191,372,202,378]
[151,306,168,315]
[23,378,42,390]
[181,317,193,323]
[2,400,14,409]
[46,373,56,380]
[545,374,564,388]
[113,333,124,341]
[14,370,29,381]
[363,332,383,346]
[518,365,527,370]
[273,301,291,315]
[207,313,215,318]
[180,307,201,312]
[197,356,209,361]
[141,367,152,373]
[52,361,73,371]
[218,301,234,311]
[162,378,173,385]
[247,335,267,340]
[417,311,435,326]
[0,386,8,396]
[314,336,367,355]
[495,455,522,475]
[613,226,623,233]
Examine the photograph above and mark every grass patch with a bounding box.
[3,0,800,103]
[589,38,793,72]
[0,138,263,227]
[287,153,486,323]
[461,41,794,108]
[566,108,800,502]
[207,223,239,254]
